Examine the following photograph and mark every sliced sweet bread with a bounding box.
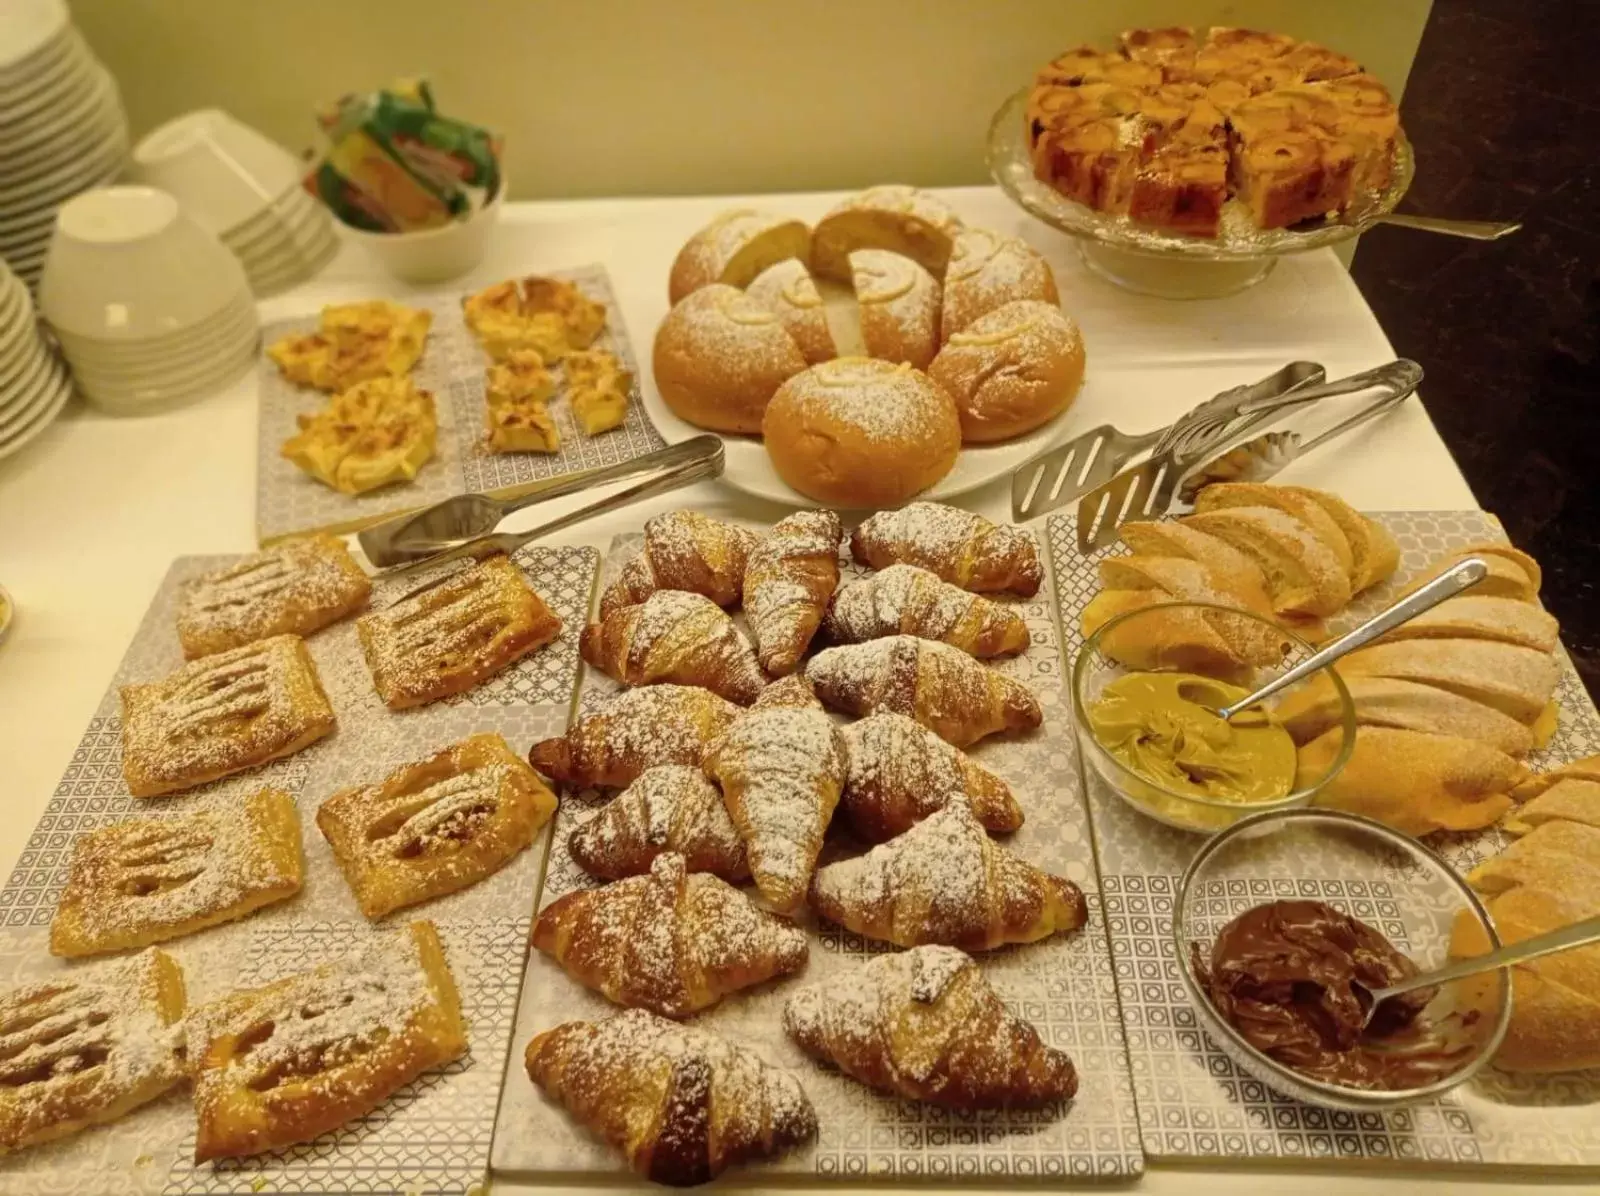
[1273,673,1536,757]
[1080,589,1252,679]
[1375,595,1559,653]
[1336,638,1560,725]
[1504,778,1600,837]
[1402,550,1538,603]
[1182,506,1351,617]
[1117,520,1272,614]
[1094,555,1287,665]
[1278,486,1400,593]
[1460,540,1543,593]
[1512,756,1600,803]
[1190,482,1355,583]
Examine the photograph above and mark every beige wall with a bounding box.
[73,0,1431,200]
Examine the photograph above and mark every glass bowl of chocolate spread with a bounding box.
[1175,808,1511,1109]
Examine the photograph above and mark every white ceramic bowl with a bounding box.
[0,0,68,77]
[38,185,252,341]
[71,340,252,414]
[338,178,504,283]
[131,108,303,237]
[52,293,258,365]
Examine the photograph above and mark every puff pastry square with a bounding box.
[187,921,466,1162]
[0,949,187,1154]
[177,534,372,659]
[120,635,336,798]
[317,732,556,918]
[357,555,561,709]
[266,299,431,392]
[51,789,304,957]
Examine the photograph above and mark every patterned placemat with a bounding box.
[1046,508,1600,1171]
[0,544,599,1195]
[490,531,1145,1185]
[254,264,666,544]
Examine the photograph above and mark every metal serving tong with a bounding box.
[366,435,724,585]
[1075,358,1423,554]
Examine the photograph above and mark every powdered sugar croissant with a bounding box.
[810,801,1085,951]
[532,853,807,1017]
[581,590,766,705]
[529,684,740,788]
[784,945,1077,1108]
[744,510,843,676]
[598,511,758,618]
[825,564,1029,657]
[568,765,749,882]
[851,503,1041,596]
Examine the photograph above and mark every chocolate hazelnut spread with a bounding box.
[1192,899,1471,1090]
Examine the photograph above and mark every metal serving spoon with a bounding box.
[1355,912,1600,1032]
[1188,557,1489,722]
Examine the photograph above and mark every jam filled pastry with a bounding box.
[0,949,187,1154]
[317,732,556,919]
[357,554,561,709]
[528,684,740,789]
[187,921,467,1162]
[533,853,808,1018]
[580,590,766,706]
[119,634,336,798]
[525,1008,817,1186]
[51,788,304,957]
[824,564,1030,658]
[176,534,372,659]
[784,945,1078,1109]
[567,764,750,882]
[597,510,757,619]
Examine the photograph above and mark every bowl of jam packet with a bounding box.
[1175,807,1511,1109]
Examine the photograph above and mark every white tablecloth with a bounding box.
[1,186,1573,1195]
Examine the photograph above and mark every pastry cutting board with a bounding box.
[490,530,1146,1185]
[253,264,665,545]
[0,544,599,1196]
[1046,508,1600,1173]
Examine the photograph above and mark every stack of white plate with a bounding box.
[0,258,73,460]
[131,108,337,297]
[0,0,130,289]
[39,186,257,415]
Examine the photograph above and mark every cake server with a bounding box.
[1074,359,1423,554]
[1010,361,1325,523]
[360,436,723,567]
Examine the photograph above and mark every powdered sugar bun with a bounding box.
[849,249,941,370]
[746,257,836,365]
[940,228,1061,342]
[811,185,964,282]
[927,300,1085,443]
[652,284,808,434]
[761,357,961,507]
[668,209,812,304]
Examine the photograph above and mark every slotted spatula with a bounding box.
[1010,361,1325,522]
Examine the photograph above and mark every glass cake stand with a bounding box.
[987,88,1415,299]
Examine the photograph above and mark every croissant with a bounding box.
[532,853,808,1017]
[840,711,1023,842]
[851,503,1042,597]
[599,511,758,618]
[529,684,739,788]
[751,673,822,711]
[825,564,1029,658]
[784,945,1078,1108]
[568,765,749,881]
[581,590,766,705]
[525,1008,818,1186]
[744,510,843,676]
[807,635,1042,747]
[810,801,1085,951]
[702,707,847,914]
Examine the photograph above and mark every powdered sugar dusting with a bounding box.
[777,357,946,442]
[745,510,843,674]
[851,502,1042,595]
[827,564,986,645]
[533,685,740,787]
[664,284,806,379]
[177,536,369,658]
[568,765,748,881]
[839,711,981,838]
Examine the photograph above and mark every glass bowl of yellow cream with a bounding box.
[1071,600,1357,833]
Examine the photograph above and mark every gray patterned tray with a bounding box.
[254,264,666,544]
[1046,508,1600,1171]
[0,544,599,1196]
[490,531,1145,1185]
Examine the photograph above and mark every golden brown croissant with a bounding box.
[840,711,1023,842]
[744,510,843,676]
[525,1008,817,1186]
[784,945,1078,1108]
[528,684,739,788]
[807,635,1042,747]
[850,503,1042,597]
[751,673,822,710]
[825,564,1029,657]
[568,764,749,881]
[702,707,847,914]
[532,853,808,1017]
[810,801,1085,950]
[598,511,758,618]
[581,591,766,705]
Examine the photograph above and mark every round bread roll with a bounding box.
[849,249,940,370]
[927,300,1084,443]
[746,257,836,365]
[940,228,1060,342]
[811,184,963,282]
[762,357,960,508]
[668,209,812,305]
[652,284,807,435]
